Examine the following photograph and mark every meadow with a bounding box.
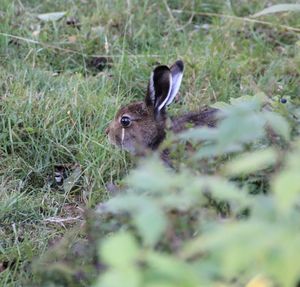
[0,0,300,286]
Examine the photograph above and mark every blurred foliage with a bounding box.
[34,94,300,287]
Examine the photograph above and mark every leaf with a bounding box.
[211,101,230,110]
[181,220,266,265]
[97,233,142,287]
[95,268,141,287]
[98,195,167,247]
[63,165,81,193]
[144,283,177,287]
[178,127,218,141]
[217,112,265,145]
[37,12,66,21]
[146,252,200,286]
[252,4,300,18]
[196,142,243,159]
[272,170,300,210]
[229,94,264,106]
[126,158,175,193]
[133,202,167,247]
[263,112,290,140]
[100,232,139,267]
[246,275,273,287]
[207,177,249,201]
[223,148,278,176]
[181,217,300,286]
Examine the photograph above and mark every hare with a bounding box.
[105,60,218,155]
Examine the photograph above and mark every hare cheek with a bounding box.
[110,129,125,148]
[107,133,115,146]
[106,129,121,148]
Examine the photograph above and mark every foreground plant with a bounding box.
[94,95,300,287]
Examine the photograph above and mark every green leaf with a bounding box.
[246,275,272,287]
[252,4,300,18]
[264,112,290,140]
[229,94,264,106]
[99,195,167,247]
[196,143,243,159]
[223,148,278,176]
[126,158,175,193]
[63,165,81,193]
[95,267,142,287]
[272,170,300,210]
[100,232,139,267]
[133,203,167,247]
[144,283,178,287]
[178,127,218,141]
[146,252,200,286]
[211,101,230,110]
[37,12,66,21]
[217,112,265,145]
[200,176,250,206]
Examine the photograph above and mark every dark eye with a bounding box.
[120,116,131,127]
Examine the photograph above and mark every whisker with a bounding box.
[121,128,125,147]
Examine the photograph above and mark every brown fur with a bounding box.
[106,103,218,154]
[171,107,218,133]
[106,60,219,155]
[106,101,167,154]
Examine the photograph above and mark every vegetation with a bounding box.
[0,0,299,286]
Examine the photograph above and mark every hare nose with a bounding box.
[105,127,110,135]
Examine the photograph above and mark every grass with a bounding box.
[0,0,299,285]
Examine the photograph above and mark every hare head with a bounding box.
[106,60,184,154]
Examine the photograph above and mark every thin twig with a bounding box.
[44,216,82,223]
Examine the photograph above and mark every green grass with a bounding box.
[0,0,299,285]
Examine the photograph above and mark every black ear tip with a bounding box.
[153,65,170,73]
[175,60,184,71]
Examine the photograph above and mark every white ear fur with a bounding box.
[148,61,184,112]
[165,62,184,106]
[148,72,155,104]
[166,68,183,106]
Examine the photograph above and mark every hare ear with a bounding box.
[165,60,184,106]
[146,65,172,114]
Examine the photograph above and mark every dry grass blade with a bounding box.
[0,32,161,58]
[174,10,300,32]
[251,4,300,18]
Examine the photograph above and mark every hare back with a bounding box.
[171,107,218,133]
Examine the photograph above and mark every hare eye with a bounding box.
[120,116,131,127]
